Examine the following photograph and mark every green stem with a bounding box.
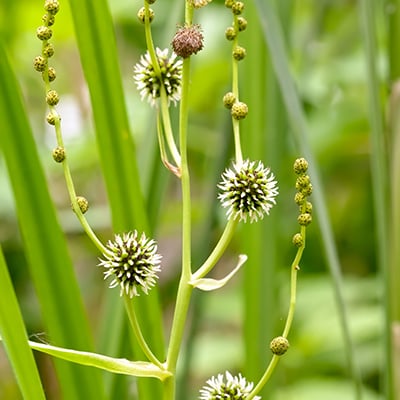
[192,218,238,280]
[123,295,163,369]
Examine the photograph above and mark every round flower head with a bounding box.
[199,371,261,400]
[134,47,183,107]
[99,231,162,298]
[218,159,278,223]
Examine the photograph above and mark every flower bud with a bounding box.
[52,146,65,163]
[294,191,305,206]
[225,0,234,8]
[294,157,309,174]
[42,13,55,26]
[298,212,312,226]
[137,7,154,23]
[225,26,237,41]
[46,112,59,125]
[292,233,303,247]
[75,196,89,214]
[295,175,311,191]
[223,92,236,109]
[231,101,248,120]
[33,56,47,72]
[46,89,59,106]
[270,336,289,356]
[304,201,313,214]
[172,25,204,58]
[36,26,52,41]
[45,66,56,82]
[232,1,244,15]
[233,45,246,61]
[44,0,60,15]
[43,43,55,58]
[237,17,247,31]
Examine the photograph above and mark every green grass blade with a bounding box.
[252,1,363,398]
[0,247,46,400]
[66,0,164,397]
[0,41,105,400]
[359,1,391,397]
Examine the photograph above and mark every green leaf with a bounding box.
[0,40,105,399]
[0,247,46,400]
[27,341,172,381]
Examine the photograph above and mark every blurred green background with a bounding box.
[0,0,395,399]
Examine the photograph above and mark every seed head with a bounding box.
[199,371,261,400]
[218,159,279,223]
[172,24,204,58]
[134,48,182,107]
[270,336,289,356]
[99,231,162,298]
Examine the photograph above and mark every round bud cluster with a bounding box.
[52,146,65,163]
[232,1,245,15]
[137,7,154,24]
[46,89,59,106]
[223,92,236,109]
[233,45,246,61]
[172,24,204,58]
[270,336,290,356]
[231,101,248,120]
[292,157,313,244]
[46,112,59,125]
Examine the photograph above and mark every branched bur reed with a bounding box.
[30,0,314,399]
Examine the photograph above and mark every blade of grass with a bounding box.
[0,246,46,400]
[66,0,164,397]
[359,1,391,398]
[0,41,105,399]
[252,1,363,398]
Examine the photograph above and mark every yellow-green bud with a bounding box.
[298,212,312,226]
[231,101,248,120]
[233,45,246,61]
[237,17,247,31]
[294,157,309,174]
[44,0,60,15]
[52,146,65,163]
[292,233,303,247]
[33,56,47,72]
[232,1,244,15]
[294,191,305,206]
[43,43,55,57]
[36,26,52,41]
[304,201,312,214]
[225,26,237,41]
[270,336,289,356]
[295,175,311,191]
[74,196,89,214]
[45,67,56,82]
[225,0,234,8]
[223,92,236,109]
[42,13,55,26]
[301,183,313,196]
[46,89,59,106]
[46,112,59,125]
[137,7,154,23]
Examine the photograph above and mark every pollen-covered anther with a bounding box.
[99,231,162,298]
[218,159,279,223]
[137,6,154,23]
[270,336,290,356]
[46,89,59,106]
[232,1,245,15]
[44,0,60,15]
[36,25,53,41]
[233,45,246,61]
[52,146,65,163]
[33,56,47,72]
[231,101,248,120]
[172,24,204,58]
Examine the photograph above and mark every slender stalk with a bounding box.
[123,296,163,369]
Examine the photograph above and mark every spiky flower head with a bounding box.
[134,47,182,107]
[199,371,261,400]
[218,159,278,223]
[99,231,162,298]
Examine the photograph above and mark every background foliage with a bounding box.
[0,0,398,399]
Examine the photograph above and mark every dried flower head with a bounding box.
[199,371,261,400]
[99,231,162,298]
[172,24,204,58]
[218,159,278,223]
[134,48,182,107]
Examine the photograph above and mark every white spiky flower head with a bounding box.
[134,47,182,107]
[199,371,261,400]
[99,231,161,298]
[218,159,278,223]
